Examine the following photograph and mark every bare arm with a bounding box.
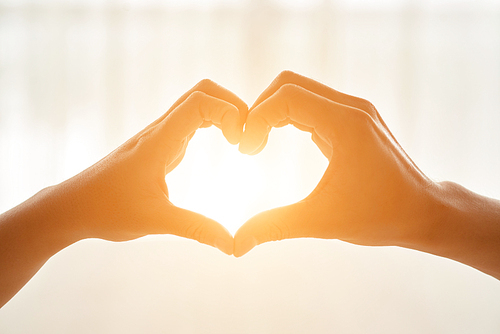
[422,181,500,279]
[0,187,77,308]
[234,70,500,280]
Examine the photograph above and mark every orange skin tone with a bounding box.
[1,72,499,309]
[235,71,500,282]
[0,80,247,308]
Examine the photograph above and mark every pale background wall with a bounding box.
[1,0,500,333]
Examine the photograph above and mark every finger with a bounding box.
[233,201,313,257]
[157,91,240,145]
[245,127,331,159]
[273,115,332,159]
[244,134,268,156]
[162,206,234,255]
[168,79,248,121]
[147,79,248,144]
[252,71,422,170]
[251,70,379,122]
[163,127,200,174]
[240,83,352,155]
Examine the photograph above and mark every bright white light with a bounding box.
[166,125,327,235]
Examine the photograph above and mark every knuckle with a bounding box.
[276,69,298,84]
[351,109,375,128]
[268,223,282,241]
[268,221,289,241]
[124,128,156,153]
[358,97,377,115]
[185,222,207,244]
[277,83,300,97]
[196,78,217,90]
[252,113,271,128]
[185,90,206,104]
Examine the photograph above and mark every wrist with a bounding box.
[16,185,83,250]
[413,181,500,278]
[410,181,458,253]
[0,186,82,307]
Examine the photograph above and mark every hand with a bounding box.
[0,79,248,307]
[234,71,437,257]
[46,79,247,254]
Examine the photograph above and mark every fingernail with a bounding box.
[236,236,258,257]
[214,238,233,256]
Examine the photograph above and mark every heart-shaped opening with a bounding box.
[166,125,328,235]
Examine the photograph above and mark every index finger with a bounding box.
[239,84,341,155]
[251,70,376,120]
[253,71,425,177]
[156,91,240,144]
[170,79,247,116]
[147,79,248,144]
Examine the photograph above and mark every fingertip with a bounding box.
[234,236,258,258]
[221,105,243,145]
[239,133,268,155]
[238,102,250,125]
[214,237,234,256]
[224,128,242,146]
[238,136,256,154]
[239,110,271,154]
[238,129,264,154]
[171,207,234,255]
[205,219,234,255]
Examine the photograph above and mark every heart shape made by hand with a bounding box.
[166,125,328,236]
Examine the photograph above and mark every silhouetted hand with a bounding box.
[0,79,247,307]
[54,79,247,253]
[234,71,500,281]
[234,71,439,256]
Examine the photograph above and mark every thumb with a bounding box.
[233,201,311,257]
[165,205,234,255]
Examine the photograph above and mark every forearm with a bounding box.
[0,187,79,308]
[415,181,500,279]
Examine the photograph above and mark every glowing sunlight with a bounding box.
[3,1,500,332]
[166,125,328,235]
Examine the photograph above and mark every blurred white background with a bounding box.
[1,0,500,333]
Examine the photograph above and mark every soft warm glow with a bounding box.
[2,1,500,332]
[166,125,328,235]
